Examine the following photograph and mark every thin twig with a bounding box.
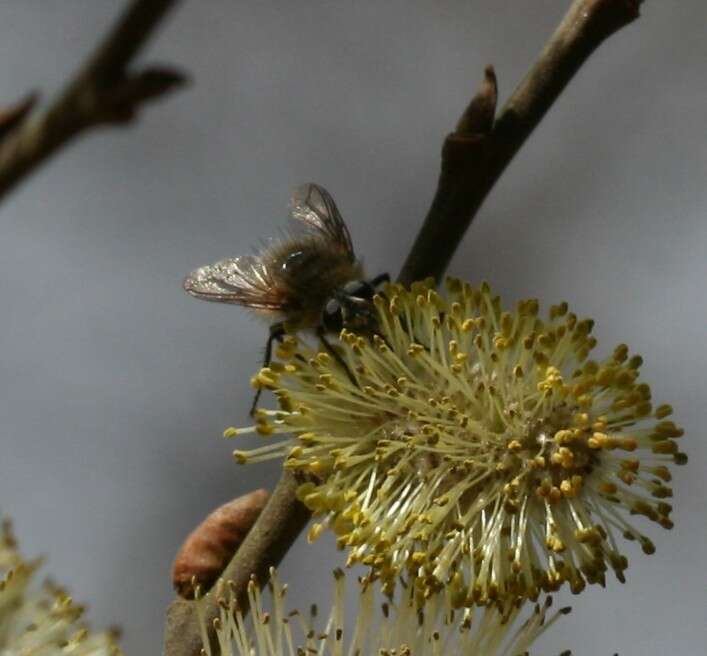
[0,0,186,204]
[162,1,644,654]
[398,0,643,285]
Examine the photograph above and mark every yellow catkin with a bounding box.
[231,278,685,609]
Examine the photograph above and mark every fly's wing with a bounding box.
[183,255,287,310]
[289,183,355,260]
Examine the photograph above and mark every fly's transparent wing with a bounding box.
[182,255,287,310]
[289,183,354,259]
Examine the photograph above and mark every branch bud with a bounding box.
[171,488,270,599]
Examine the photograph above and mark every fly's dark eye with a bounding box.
[322,298,343,332]
[343,279,375,300]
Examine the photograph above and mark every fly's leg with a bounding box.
[250,322,286,417]
[371,272,390,287]
[316,326,356,386]
[263,322,287,368]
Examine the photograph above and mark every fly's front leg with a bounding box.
[250,322,286,417]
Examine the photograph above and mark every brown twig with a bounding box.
[162,1,644,654]
[398,0,643,285]
[0,0,186,204]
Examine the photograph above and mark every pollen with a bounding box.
[232,278,686,608]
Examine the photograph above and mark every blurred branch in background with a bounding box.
[163,1,645,654]
[0,0,186,204]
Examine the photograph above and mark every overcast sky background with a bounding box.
[0,2,705,654]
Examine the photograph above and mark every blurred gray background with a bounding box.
[1,1,705,654]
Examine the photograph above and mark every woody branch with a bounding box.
[0,0,186,204]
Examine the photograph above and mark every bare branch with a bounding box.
[398,0,643,285]
[0,0,186,204]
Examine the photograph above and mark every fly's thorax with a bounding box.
[268,237,364,329]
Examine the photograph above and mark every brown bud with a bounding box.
[171,488,270,599]
[455,66,498,137]
[96,67,189,124]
